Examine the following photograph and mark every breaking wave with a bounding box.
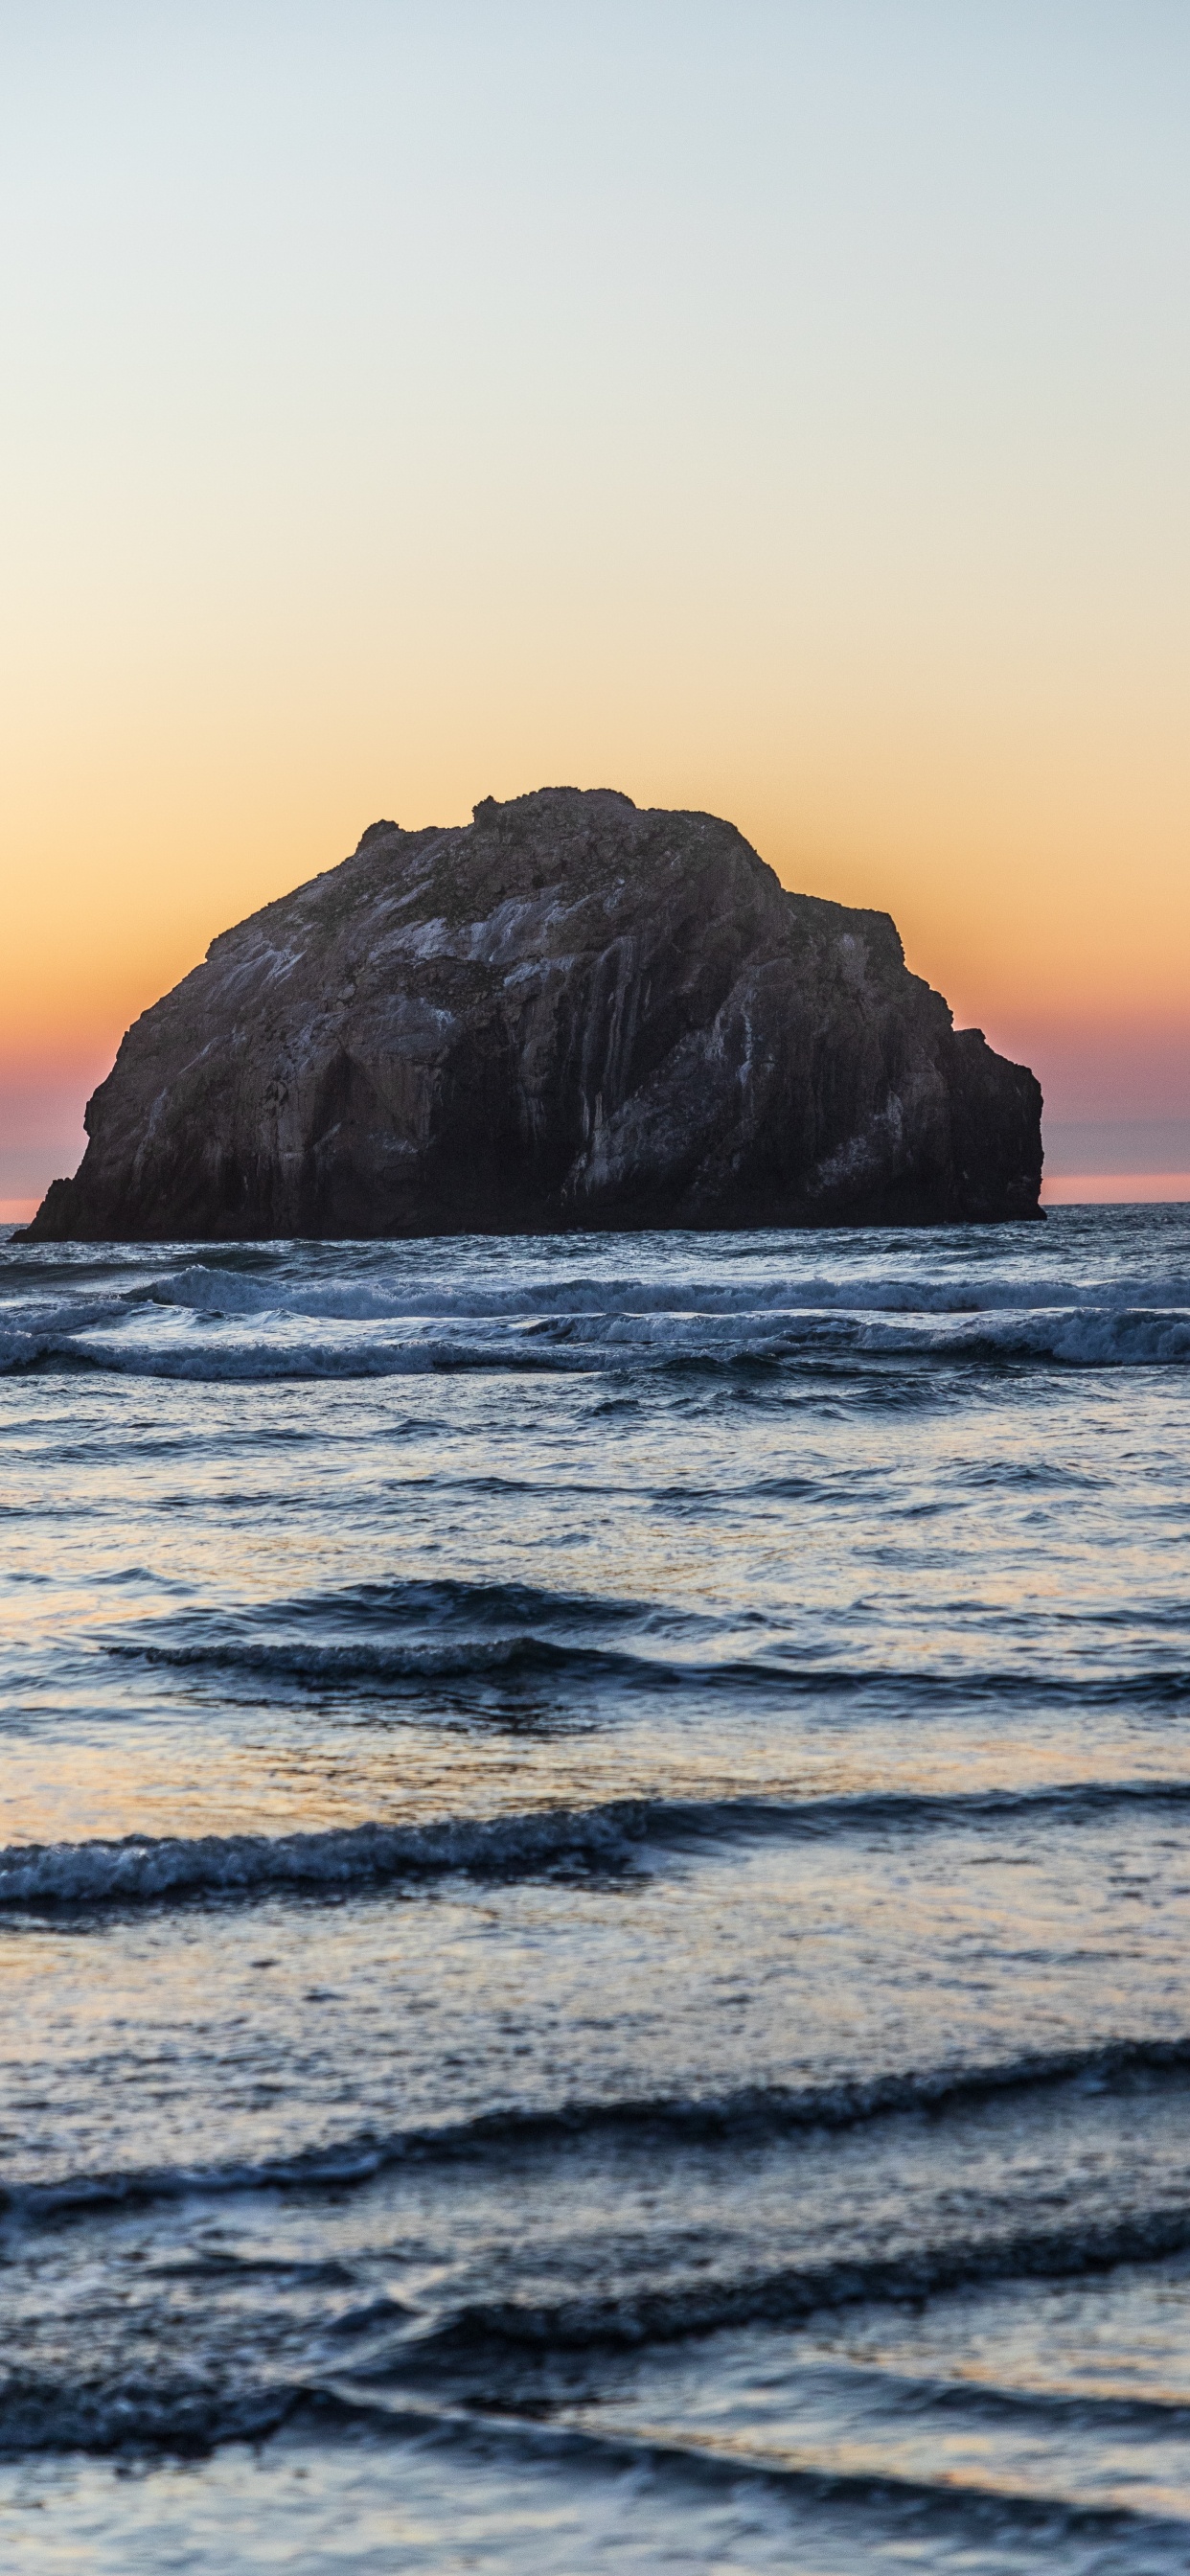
[5,1778,1190,1912]
[139,1259,1190,1323]
[5,1254,1190,1374]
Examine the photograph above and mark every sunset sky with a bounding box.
[3,1,1188,1217]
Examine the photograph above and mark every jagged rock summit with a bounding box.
[25,789,1042,1241]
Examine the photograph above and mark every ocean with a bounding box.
[2,1205,1189,2572]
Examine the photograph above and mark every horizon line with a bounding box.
[5,1182,1190,1230]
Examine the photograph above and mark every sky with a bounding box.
[2,0,1188,1216]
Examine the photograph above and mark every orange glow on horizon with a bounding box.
[3,10,1188,1195]
[3,753,1187,1116]
[3,743,1188,1193]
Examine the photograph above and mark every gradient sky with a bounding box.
[3,0,1188,1209]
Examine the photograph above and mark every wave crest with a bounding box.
[7,1252,1190,1375]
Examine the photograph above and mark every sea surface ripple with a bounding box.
[3,1207,1190,2572]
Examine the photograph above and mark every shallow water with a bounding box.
[2,1206,1190,2570]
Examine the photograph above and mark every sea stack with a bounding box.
[23,789,1042,1240]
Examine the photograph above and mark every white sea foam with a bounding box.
[0,1806,650,1906]
[56,1300,1190,1378]
[147,1261,1190,1323]
[854,1309,1190,1365]
[0,1294,129,1371]
[5,1241,1190,1376]
[9,1778,1189,1912]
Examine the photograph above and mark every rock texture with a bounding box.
[24,789,1042,1241]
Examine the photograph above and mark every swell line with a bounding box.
[9,2036,1190,2222]
[321,2386,1190,2541]
[1,2375,1181,2542]
[98,1624,1190,1709]
[9,1309,1190,1380]
[4,1777,1190,1913]
[394,2203,1190,2370]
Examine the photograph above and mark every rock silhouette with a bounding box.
[23,789,1042,1240]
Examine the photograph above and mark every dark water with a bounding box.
[2,1207,1190,2571]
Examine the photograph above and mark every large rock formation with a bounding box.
[24,789,1042,1240]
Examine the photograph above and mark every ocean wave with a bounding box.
[5,1780,1190,1913]
[34,1333,595,1382]
[0,2367,309,2460]
[92,1570,1190,1704]
[101,1619,1190,1710]
[7,1254,1190,1376]
[314,2386,1190,2548]
[391,2203,1190,2370]
[0,1801,657,1908]
[0,1296,128,1374]
[192,1574,644,1632]
[5,2371,1184,2546]
[20,1308,1190,1378]
[142,1262,1190,1324]
[10,2036,1190,2223]
[100,1573,711,1696]
[105,1627,662,1685]
[855,1308,1190,1366]
[0,2368,577,2470]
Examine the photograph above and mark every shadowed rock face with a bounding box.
[23,789,1042,1241]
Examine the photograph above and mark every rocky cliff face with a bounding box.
[24,789,1042,1241]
